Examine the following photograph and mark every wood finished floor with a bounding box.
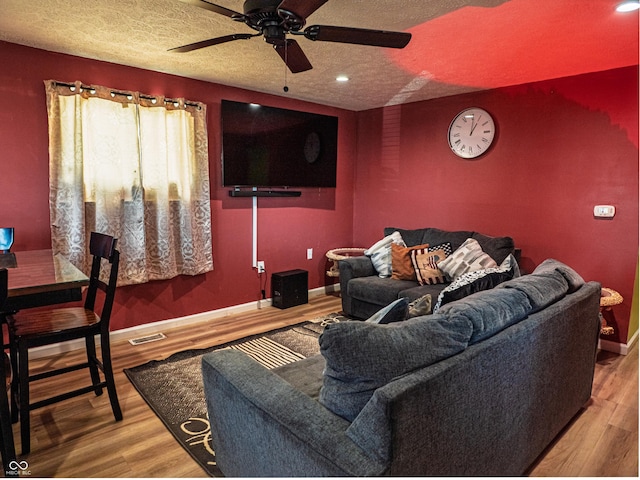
[10,293,639,477]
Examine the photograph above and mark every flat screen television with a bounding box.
[221,99,338,188]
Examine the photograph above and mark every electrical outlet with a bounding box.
[307,248,313,260]
[257,261,265,273]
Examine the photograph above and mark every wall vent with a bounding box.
[129,332,167,346]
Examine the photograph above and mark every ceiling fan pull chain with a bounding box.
[283,40,289,92]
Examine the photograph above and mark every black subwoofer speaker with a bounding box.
[271,269,308,309]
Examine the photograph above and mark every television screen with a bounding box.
[221,100,338,188]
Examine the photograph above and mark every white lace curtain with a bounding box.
[45,80,213,285]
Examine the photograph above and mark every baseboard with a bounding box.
[598,328,638,355]
[29,284,340,360]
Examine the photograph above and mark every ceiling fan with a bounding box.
[171,0,412,73]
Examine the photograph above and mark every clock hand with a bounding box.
[469,114,482,135]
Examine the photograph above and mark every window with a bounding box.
[45,80,213,285]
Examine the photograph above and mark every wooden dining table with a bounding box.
[3,249,89,312]
[0,249,89,474]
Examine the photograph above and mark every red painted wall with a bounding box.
[353,66,639,344]
[1,40,637,346]
[0,41,356,331]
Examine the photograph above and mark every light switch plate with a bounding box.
[594,205,615,218]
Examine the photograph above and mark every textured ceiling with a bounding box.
[0,0,637,111]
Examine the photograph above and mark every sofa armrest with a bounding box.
[338,256,376,316]
[202,349,386,477]
[339,255,376,281]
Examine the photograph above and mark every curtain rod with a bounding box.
[53,81,202,109]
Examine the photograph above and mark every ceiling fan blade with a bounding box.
[278,0,329,20]
[304,25,411,49]
[169,33,256,53]
[178,0,243,19]
[274,39,313,73]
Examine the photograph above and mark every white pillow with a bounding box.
[365,231,406,278]
[437,237,497,280]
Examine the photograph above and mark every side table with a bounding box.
[326,248,366,277]
[599,287,623,335]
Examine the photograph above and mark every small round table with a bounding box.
[326,248,367,277]
[599,287,623,336]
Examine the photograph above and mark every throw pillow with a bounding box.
[318,315,473,421]
[433,254,520,312]
[407,293,432,318]
[410,242,453,285]
[437,237,497,280]
[391,243,429,281]
[365,231,406,278]
[365,298,409,324]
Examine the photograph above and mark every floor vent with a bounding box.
[129,332,167,346]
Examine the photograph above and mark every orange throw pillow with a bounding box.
[391,243,429,281]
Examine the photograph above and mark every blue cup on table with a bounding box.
[0,228,14,253]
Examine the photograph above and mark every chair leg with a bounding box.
[85,335,102,396]
[8,332,17,424]
[100,334,122,421]
[0,353,16,474]
[17,340,30,455]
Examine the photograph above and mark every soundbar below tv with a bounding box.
[221,99,338,189]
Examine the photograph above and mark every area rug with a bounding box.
[124,321,329,476]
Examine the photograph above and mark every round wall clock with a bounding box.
[448,107,496,159]
[304,131,321,163]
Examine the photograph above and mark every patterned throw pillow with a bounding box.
[407,293,432,317]
[365,231,406,278]
[433,254,520,312]
[391,243,430,281]
[410,242,453,286]
[437,237,497,280]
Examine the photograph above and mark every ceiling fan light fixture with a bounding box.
[616,1,640,12]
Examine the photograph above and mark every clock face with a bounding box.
[304,132,321,163]
[448,108,496,159]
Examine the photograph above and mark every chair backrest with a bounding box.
[85,232,119,329]
[0,268,7,309]
[0,228,14,252]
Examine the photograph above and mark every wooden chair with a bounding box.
[7,233,122,454]
[0,268,17,473]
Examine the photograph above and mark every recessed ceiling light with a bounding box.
[336,75,349,82]
[616,1,640,12]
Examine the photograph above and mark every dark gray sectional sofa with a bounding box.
[201,259,601,476]
[339,227,517,319]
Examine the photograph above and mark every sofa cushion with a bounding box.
[319,315,473,421]
[436,287,531,344]
[364,231,406,278]
[384,227,472,250]
[410,243,452,285]
[498,265,570,312]
[348,276,417,307]
[365,298,409,324]
[433,254,520,312]
[272,354,325,400]
[391,243,429,281]
[437,238,498,280]
[530,258,585,293]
